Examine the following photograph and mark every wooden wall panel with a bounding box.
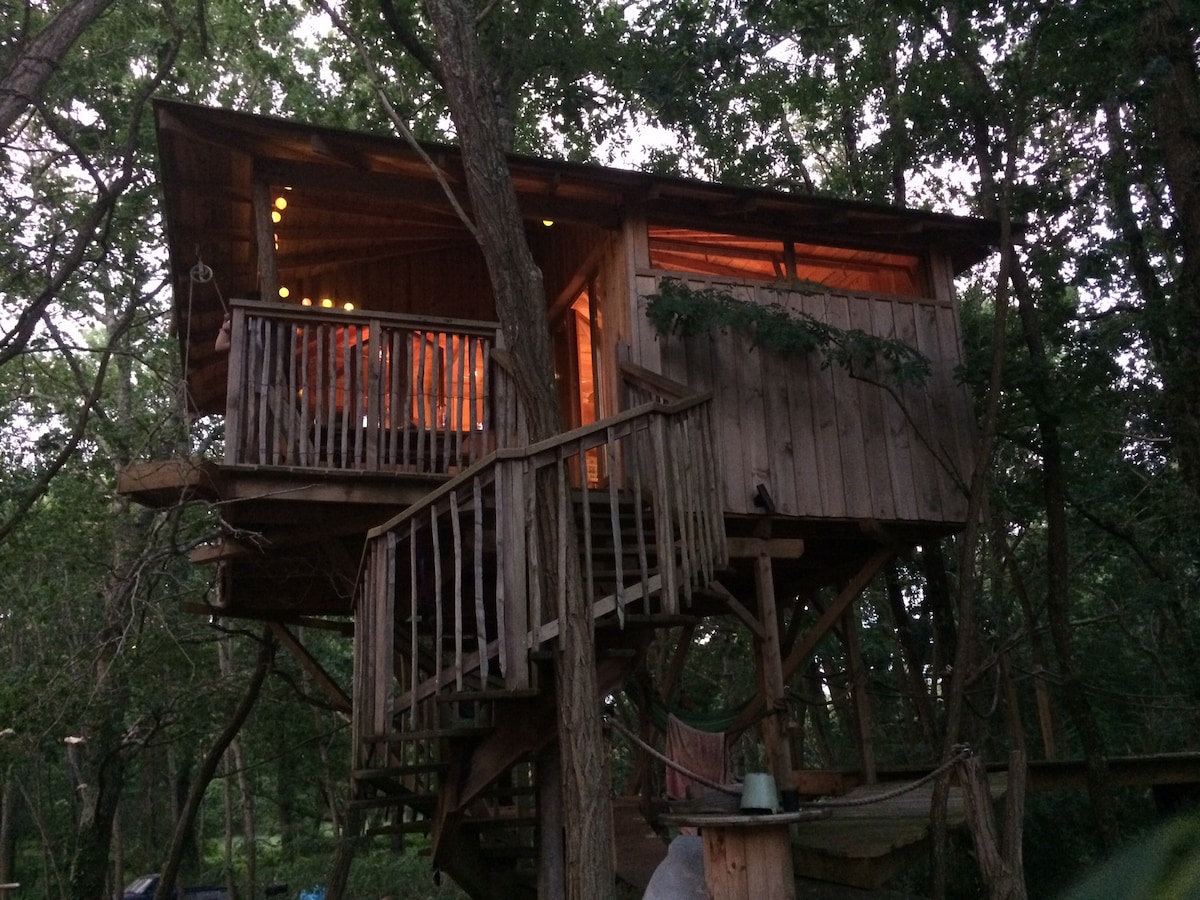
[278,245,495,322]
[630,270,973,526]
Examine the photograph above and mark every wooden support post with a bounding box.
[753,550,794,793]
[730,547,892,736]
[842,607,876,785]
[538,744,565,900]
[252,179,278,302]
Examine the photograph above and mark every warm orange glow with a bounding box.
[271,210,282,224]
[410,333,486,431]
[301,297,312,306]
[320,298,333,308]
[343,302,355,311]
[274,196,288,211]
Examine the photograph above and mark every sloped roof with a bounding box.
[153,100,1001,413]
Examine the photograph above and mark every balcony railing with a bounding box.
[224,299,503,476]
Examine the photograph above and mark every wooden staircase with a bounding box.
[349,393,726,896]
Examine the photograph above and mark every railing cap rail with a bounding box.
[365,394,712,541]
[230,297,501,336]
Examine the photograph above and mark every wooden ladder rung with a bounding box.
[353,763,448,779]
[362,727,493,743]
[365,821,433,836]
[436,688,541,703]
[463,815,539,830]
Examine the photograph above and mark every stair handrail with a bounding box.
[364,393,712,541]
[353,386,725,762]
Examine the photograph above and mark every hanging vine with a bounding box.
[644,279,932,384]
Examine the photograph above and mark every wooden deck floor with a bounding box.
[790,775,1009,889]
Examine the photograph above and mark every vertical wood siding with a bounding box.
[631,273,974,525]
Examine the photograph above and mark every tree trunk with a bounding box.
[1136,0,1200,501]
[0,0,119,136]
[1011,263,1120,853]
[957,752,1028,900]
[154,631,275,900]
[420,2,615,897]
[219,638,258,900]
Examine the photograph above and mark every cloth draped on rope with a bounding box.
[665,714,730,800]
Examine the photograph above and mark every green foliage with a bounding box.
[1062,814,1200,900]
[644,278,932,384]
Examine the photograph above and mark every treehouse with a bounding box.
[120,100,1001,898]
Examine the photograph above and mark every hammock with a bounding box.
[623,680,751,735]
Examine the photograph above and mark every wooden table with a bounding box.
[659,810,829,900]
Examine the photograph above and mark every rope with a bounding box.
[605,714,741,797]
[605,714,973,810]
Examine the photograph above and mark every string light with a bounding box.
[343,302,355,311]
[271,210,282,224]
[274,196,288,211]
[278,286,290,299]
[320,298,333,308]
[301,297,312,307]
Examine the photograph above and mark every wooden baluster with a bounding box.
[431,504,443,691]
[299,323,311,467]
[578,447,594,615]
[468,337,479,465]
[494,463,509,679]
[650,412,677,613]
[225,307,247,465]
[367,319,382,471]
[631,423,651,614]
[473,476,488,681]
[527,461,542,651]
[605,427,625,626]
[388,328,401,467]
[451,489,464,692]
[415,333,428,471]
[257,318,271,465]
[325,324,337,465]
[409,521,419,729]
[285,321,298,465]
[400,328,414,468]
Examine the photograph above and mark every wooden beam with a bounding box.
[754,551,794,792]
[730,546,893,735]
[705,582,766,639]
[268,621,352,714]
[726,537,805,560]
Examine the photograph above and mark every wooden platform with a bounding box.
[789,776,1008,890]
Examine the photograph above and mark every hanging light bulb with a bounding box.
[274,196,288,211]
[542,219,554,227]
[343,302,355,311]
[320,298,333,308]
[271,210,282,224]
[301,297,312,307]
[278,286,290,299]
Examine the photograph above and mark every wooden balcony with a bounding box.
[224,299,508,476]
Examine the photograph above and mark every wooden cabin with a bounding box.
[120,100,1000,898]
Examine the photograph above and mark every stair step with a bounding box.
[436,688,541,703]
[348,801,436,816]
[362,727,493,743]
[354,763,448,779]
[365,820,433,836]
[478,846,538,860]
[464,815,539,830]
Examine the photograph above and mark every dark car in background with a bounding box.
[122,874,229,900]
